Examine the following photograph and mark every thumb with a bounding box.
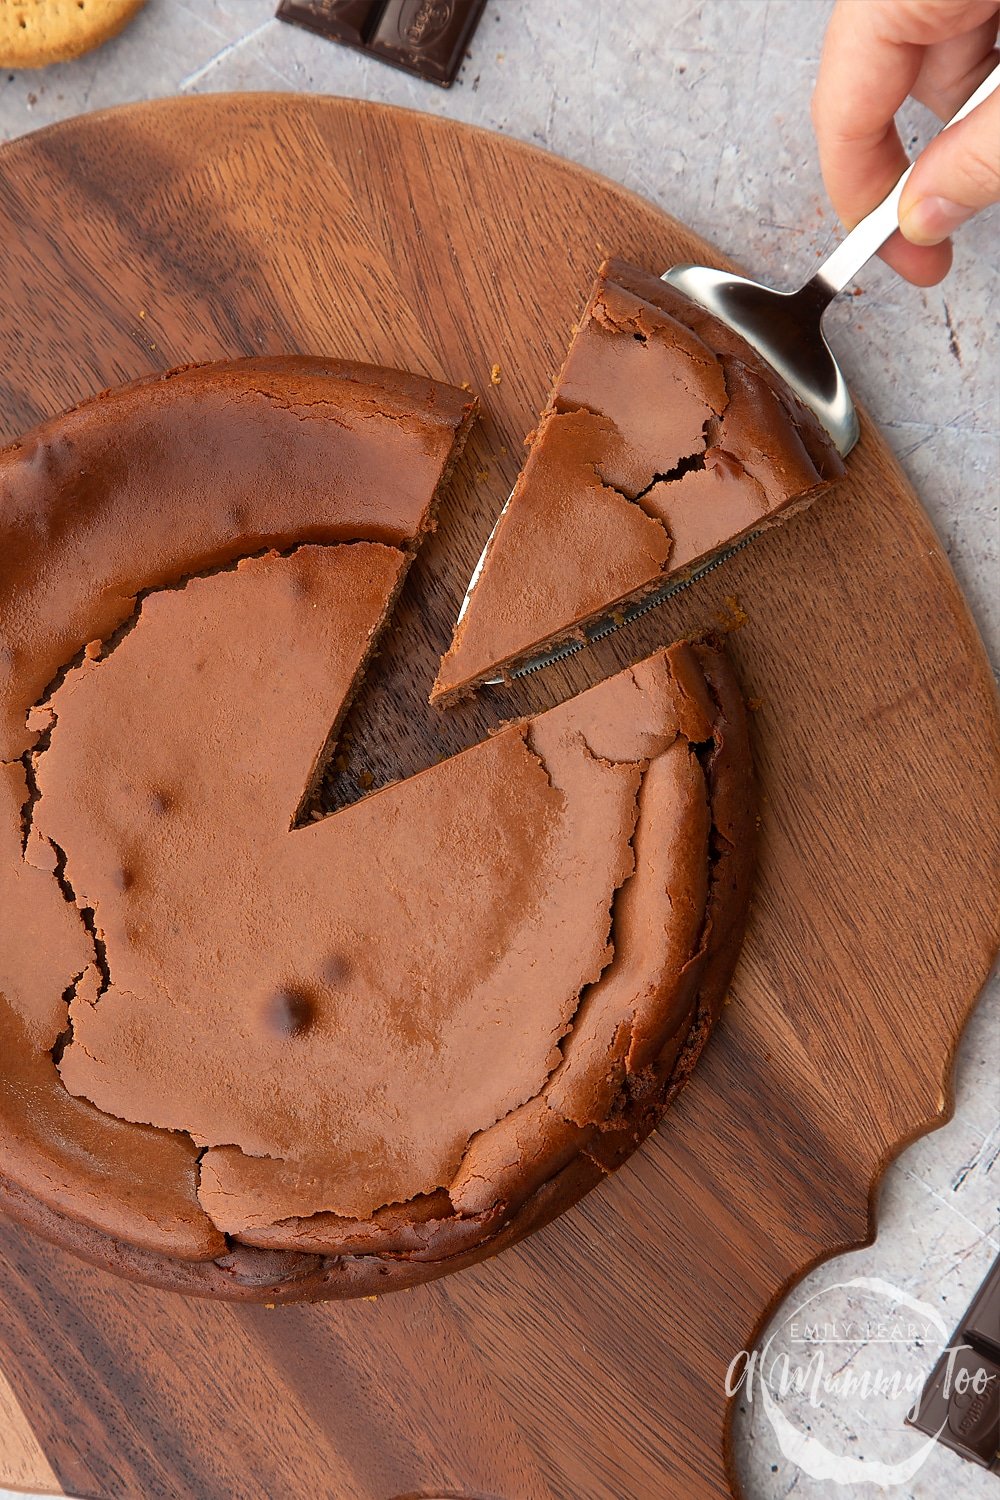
[898,82,1000,245]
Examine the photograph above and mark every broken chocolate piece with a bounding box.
[909,1344,1000,1470]
[276,0,487,88]
[963,1251,1000,1362]
[275,0,376,46]
[368,0,486,85]
[908,1253,1000,1470]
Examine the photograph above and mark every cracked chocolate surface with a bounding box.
[0,352,755,1301]
[0,355,472,764]
[0,356,476,1272]
[189,637,740,1258]
[431,257,846,704]
[40,544,644,1225]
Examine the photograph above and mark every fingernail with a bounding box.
[899,196,972,246]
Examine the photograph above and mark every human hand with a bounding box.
[812,0,1000,285]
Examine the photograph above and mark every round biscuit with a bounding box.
[0,0,148,69]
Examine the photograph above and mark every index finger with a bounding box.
[812,0,922,230]
[813,1,1000,218]
[811,0,997,284]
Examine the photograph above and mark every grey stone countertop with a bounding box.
[0,3,996,1498]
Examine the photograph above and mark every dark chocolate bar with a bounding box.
[908,1344,1000,1469]
[908,1253,1000,1471]
[276,0,487,88]
[368,0,486,85]
[276,1,376,47]
[964,1253,1000,1361]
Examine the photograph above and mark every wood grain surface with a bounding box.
[0,94,997,1500]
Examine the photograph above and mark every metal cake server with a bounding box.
[466,62,1000,684]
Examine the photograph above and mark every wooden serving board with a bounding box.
[0,95,997,1500]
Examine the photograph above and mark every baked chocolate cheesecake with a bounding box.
[0,357,754,1301]
[431,258,845,703]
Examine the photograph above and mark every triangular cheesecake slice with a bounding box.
[432,258,845,704]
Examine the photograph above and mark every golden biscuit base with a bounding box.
[0,0,148,68]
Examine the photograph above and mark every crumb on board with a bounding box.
[715,595,749,633]
[84,640,102,660]
[490,364,502,386]
[475,468,490,483]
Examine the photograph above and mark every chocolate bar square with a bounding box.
[368,0,487,86]
[276,1,378,47]
[908,1343,1000,1469]
[276,0,487,87]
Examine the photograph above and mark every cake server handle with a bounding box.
[812,62,1000,300]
